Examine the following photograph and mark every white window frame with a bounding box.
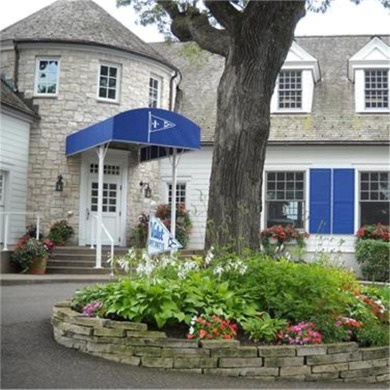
[97,63,121,103]
[148,75,162,108]
[167,182,187,207]
[348,37,390,114]
[358,170,390,226]
[265,170,306,229]
[277,70,303,111]
[34,58,60,97]
[270,42,320,114]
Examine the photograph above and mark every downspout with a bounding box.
[169,67,181,111]
[13,40,20,91]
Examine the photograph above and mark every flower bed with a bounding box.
[52,301,389,384]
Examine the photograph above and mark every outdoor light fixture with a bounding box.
[139,181,152,198]
[55,175,64,192]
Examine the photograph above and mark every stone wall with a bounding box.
[52,302,389,384]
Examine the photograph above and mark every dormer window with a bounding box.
[271,42,320,114]
[364,69,388,109]
[35,58,59,96]
[348,37,390,113]
[278,71,302,110]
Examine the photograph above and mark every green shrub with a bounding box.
[355,239,390,282]
[233,257,358,325]
[240,313,287,343]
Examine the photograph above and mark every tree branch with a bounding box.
[157,0,230,57]
[204,1,241,31]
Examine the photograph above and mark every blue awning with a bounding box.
[66,108,200,156]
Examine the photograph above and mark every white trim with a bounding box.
[148,73,163,108]
[348,37,390,81]
[96,62,121,104]
[34,57,60,97]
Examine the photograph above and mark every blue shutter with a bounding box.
[333,169,355,234]
[310,169,331,234]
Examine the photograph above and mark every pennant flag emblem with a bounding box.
[148,111,176,142]
[147,214,182,256]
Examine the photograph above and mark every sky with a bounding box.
[0,0,389,41]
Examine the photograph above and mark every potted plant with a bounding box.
[48,220,74,245]
[11,236,55,274]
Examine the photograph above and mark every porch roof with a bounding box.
[65,108,201,157]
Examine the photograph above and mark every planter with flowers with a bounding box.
[11,236,55,274]
[260,224,309,261]
[47,220,74,246]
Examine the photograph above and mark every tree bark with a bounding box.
[205,2,306,252]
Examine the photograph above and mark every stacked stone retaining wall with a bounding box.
[52,302,389,384]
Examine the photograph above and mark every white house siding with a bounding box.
[2,42,174,243]
[159,144,389,274]
[0,109,31,244]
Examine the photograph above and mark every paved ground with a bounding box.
[1,275,388,389]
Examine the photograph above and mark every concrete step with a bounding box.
[46,247,204,274]
[46,266,110,275]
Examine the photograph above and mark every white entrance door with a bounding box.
[81,155,127,246]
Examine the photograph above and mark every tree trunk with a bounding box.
[205,3,305,252]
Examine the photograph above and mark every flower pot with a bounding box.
[28,256,48,275]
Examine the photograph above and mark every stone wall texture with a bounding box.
[1,43,172,242]
[52,302,389,384]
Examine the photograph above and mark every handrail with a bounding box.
[90,215,114,276]
[0,212,41,251]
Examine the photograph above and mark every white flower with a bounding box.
[188,326,194,335]
[213,265,224,276]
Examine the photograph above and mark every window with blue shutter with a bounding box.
[310,169,331,234]
[309,169,355,234]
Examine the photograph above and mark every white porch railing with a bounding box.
[90,215,114,276]
[0,212,41,251]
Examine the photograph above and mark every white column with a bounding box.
[95,144,108,268]
[170,148,177,240]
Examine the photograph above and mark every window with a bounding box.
[98,64,119,101]
[149,76,161,108]
[91,182,117,213]
[265,172,305,228]
[278,71,302,109]
[360,172,390,226]
[364,70,388,109]
[270,42,319,114]
[35,59,59,95]
[168,183,186,207]
[348,37,390,113]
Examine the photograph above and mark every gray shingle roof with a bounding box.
[0,0,173,68]
[1,79,38,117]
[152,36,390,144]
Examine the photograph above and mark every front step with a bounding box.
[47,246,205,274]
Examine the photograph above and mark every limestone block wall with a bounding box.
[52,302,389,384]
[4,42,173,240]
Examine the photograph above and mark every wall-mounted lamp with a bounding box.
[55,175,64,192]
[139,181,152,198]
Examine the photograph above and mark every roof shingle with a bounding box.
[0,0,173,68]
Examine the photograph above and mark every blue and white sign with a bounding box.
[147,214,182,256]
